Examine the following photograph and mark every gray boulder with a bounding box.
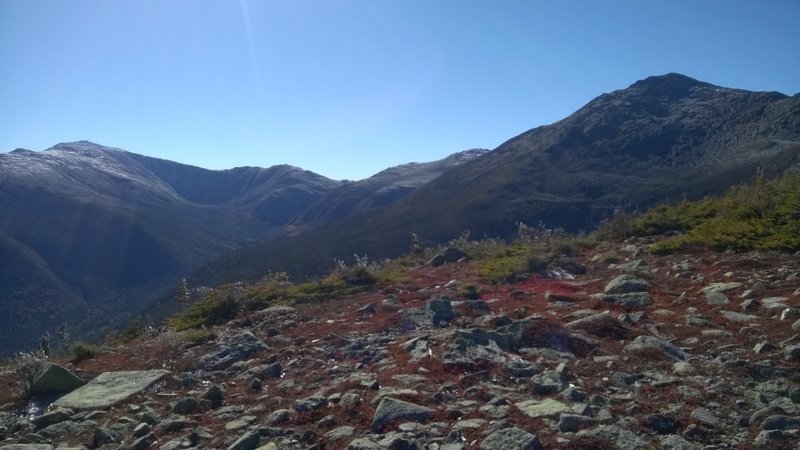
[565,311,629,338]
[597,292,653,308]
[227,429,261,450]
[29,362,84,397]
[624,335,688,361]
[31,407,73,429]
[604,274,649,294]
[0,446,54,450]
[53,370,169,410]
[480,427,543,450]
[345,438,380,450]
[198,331,267,371]
[425,298,456,325]
[761,415,800,430]
[371,397,434,432]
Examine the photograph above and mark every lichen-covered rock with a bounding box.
[53,370,169,410]
[604,274,649,294]
[227,429,261,450]
[29,363,85,397]
[480,427,543,450]
[371,397,434,432]
[624,335,688,361]
[198,331,267,371]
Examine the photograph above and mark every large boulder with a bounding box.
[29,362,84,397]
[604,274,649,294]
[198,331,267,371]
[53,370,169,410]
[480,427,543,450]
[371,397,434,432]
[425,298,456,325]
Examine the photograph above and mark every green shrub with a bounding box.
[181,329,213,347]
[69,342,98,363]
[170,292,239,330]
[478,245,530,283]
[458,284,482,300]
[635,170,800,253]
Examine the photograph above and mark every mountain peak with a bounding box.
[627,72,715,97]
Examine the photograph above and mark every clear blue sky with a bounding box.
[2,1,799,180]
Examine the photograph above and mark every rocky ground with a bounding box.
[1,239,800,449]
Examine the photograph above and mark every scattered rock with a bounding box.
[371,397,434,432]
[198,331,267,371]
[201,384,225,408]
[228,429,261,450]
[784,345,800,361]
[558,413,597,432]
[704,291,729,305]
[345,438,380,449]
[700,282,742,294]
[565,311,629,338]
[690,408,719,427]
[596,292,653,308]
[761,415,800,430]
[425,297,456,325]
[604,274,649,294]
[30,408,72,429]
[480,427,543,450]
[624,335,688,361]
[173,396,198,415]
[516,398,571,419]
[645,414,678,434]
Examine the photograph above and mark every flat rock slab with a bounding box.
[480,427,543,449]
[515,398,571,419]
[371,397,434,432]
[721,310,758,322]
[54,370,169,410]
[700,282,742,293]
[624,335,688,361]
[0,446,54,450]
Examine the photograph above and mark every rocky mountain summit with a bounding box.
[1,236,798,449]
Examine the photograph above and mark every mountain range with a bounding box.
[1,72,798,355]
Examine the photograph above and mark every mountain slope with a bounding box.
[193,73,800,286]
[290,149,489,230]
[0,142,340,354]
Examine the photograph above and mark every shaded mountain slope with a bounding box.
[290,149,489,230]
[193,73,800,286]
[0,142,340,353]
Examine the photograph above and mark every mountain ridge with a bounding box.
[188,73,800,289]
[0,141,486,354]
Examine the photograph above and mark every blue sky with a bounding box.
[2,1,799,180]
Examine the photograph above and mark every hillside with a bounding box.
[0,142,341,354]
[191,73,800,287]
[0,142,490,355]
[1,225,798,448]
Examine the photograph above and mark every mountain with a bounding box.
[192,73,800,286]
[289,149,489,231]
[0,142,487,354]
[0,141,340,353]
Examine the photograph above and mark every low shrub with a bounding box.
[69,341,98,363]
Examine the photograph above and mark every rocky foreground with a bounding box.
[1,240,799,449]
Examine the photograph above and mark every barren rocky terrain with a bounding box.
[1,237,799,449]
